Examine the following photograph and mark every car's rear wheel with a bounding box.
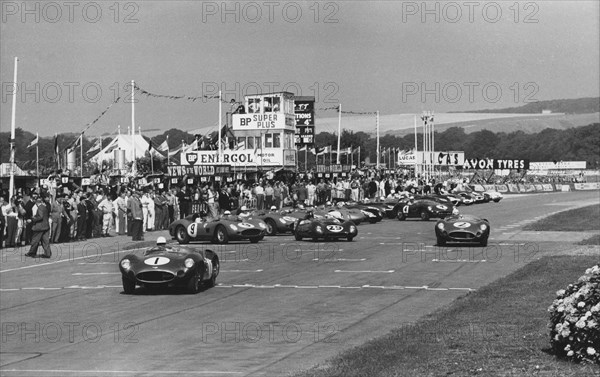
[176,225,190,244]
[437,237,446,246]
[295,232,303,241]
[397,213,406,221]
[187,270,201,294]
[213,225,229,244]
[420,211,430,221]
[265,219,277,236]
[122,276,135,294]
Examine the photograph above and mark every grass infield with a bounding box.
[523,204,600,232]
[296,255,599,377]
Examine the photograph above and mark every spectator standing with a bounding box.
[25,195,51,258]
[254,183,265,210]
[264,183,274,209]
[306,181,316,206]
[98,194,114,237]
[128,191,144,241]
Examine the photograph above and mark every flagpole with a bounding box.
[305,147,308,171]
[358,146,360,168]
[336,104,341,164]
[376,111,380,169]
[9,57,18,198]
[414,115,418,177]
[351,145,353,167]
[79,133,83,177]
[167,135,170,167]
[131,80,136,174]
[36,133,39,181]
[218,90,222,159]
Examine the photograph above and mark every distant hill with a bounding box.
[450,97,599,114]
[386,112,600,136]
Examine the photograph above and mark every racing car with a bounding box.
[169,212,267,244]
[395,198,457,221]
[294,217,358,242]
[249,208,299,236]
[342,201,385,223]
[480,191,503,203]
[119,240,219,294]
[435,214,490,246]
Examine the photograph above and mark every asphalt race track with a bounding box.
[1,191,598,376]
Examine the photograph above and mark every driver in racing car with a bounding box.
[237,206,251,219]
[194,211,209,223]
[304,209,314,220]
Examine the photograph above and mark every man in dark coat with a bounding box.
[25,195,52,258]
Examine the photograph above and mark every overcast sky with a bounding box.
[1,1,598,137]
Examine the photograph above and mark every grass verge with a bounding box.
[523,204,600,231]
[295,255,600,377]
[578,234,600,246]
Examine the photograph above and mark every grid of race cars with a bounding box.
[119,189,501,294]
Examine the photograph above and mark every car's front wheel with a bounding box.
[420,211,430,221]
[295,232,303,241]
[176,225,190,244]
[437,237,446,246]
[265,219,277,236]
[249,237,260,243]
[206,258,219,288]
[187,271,201,294]
[213,225,229,244]
[122,276,136,294]
[480,238,488,247]
[347,235,354,242]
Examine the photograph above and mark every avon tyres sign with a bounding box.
[463,158,530,170]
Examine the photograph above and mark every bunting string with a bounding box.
[317,105,376,115]
[62,96,121,152]
[134,84,241,105]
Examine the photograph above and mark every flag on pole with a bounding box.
[86,138,102,154]
[316,146,331,155]
[298,145,307,152]
[27,134,39,149]
[235,139,246,150]
[158,139,169,152]
[168,142,184,157]
[309,147,316,155]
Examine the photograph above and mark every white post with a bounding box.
[336,104,341,164]
[131,80,136,164]
[36,133,40,181]
[376,111,380,168]
[79,133,83,177]
[431,112,435,180]
[218,90,222,159]
[414,115,418,177]
[9,57,18,198]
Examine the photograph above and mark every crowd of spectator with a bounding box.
[1,168,595,248]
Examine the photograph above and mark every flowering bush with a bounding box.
[548,265,600,364]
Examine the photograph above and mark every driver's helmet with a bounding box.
[223,210,231,215]
[156,236,167,245]
[240,206,248,212]
[270,206,277,211]
[298,204,305,209]
[325,201,332,206]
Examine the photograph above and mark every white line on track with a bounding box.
[0,247,146,274]
[221,269,263,273]
[0,370,242,375]
[77,262,115,265]
[431,259,486,263]
[0,284,475,292]
[312,258,366,262]
[72,272,120,275]
[334,269,395,273]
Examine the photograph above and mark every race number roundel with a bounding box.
[453,221,471,228]
[239,223,253,228]
[144,257,170,266]
[436,205,448,210]
[187,223,198,238]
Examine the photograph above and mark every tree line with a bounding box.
[1,123,598,173]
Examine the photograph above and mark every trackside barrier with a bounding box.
[534,184,544,191]
[574,182,600,190]
[542,184,554,192]
[561,185,571,192]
